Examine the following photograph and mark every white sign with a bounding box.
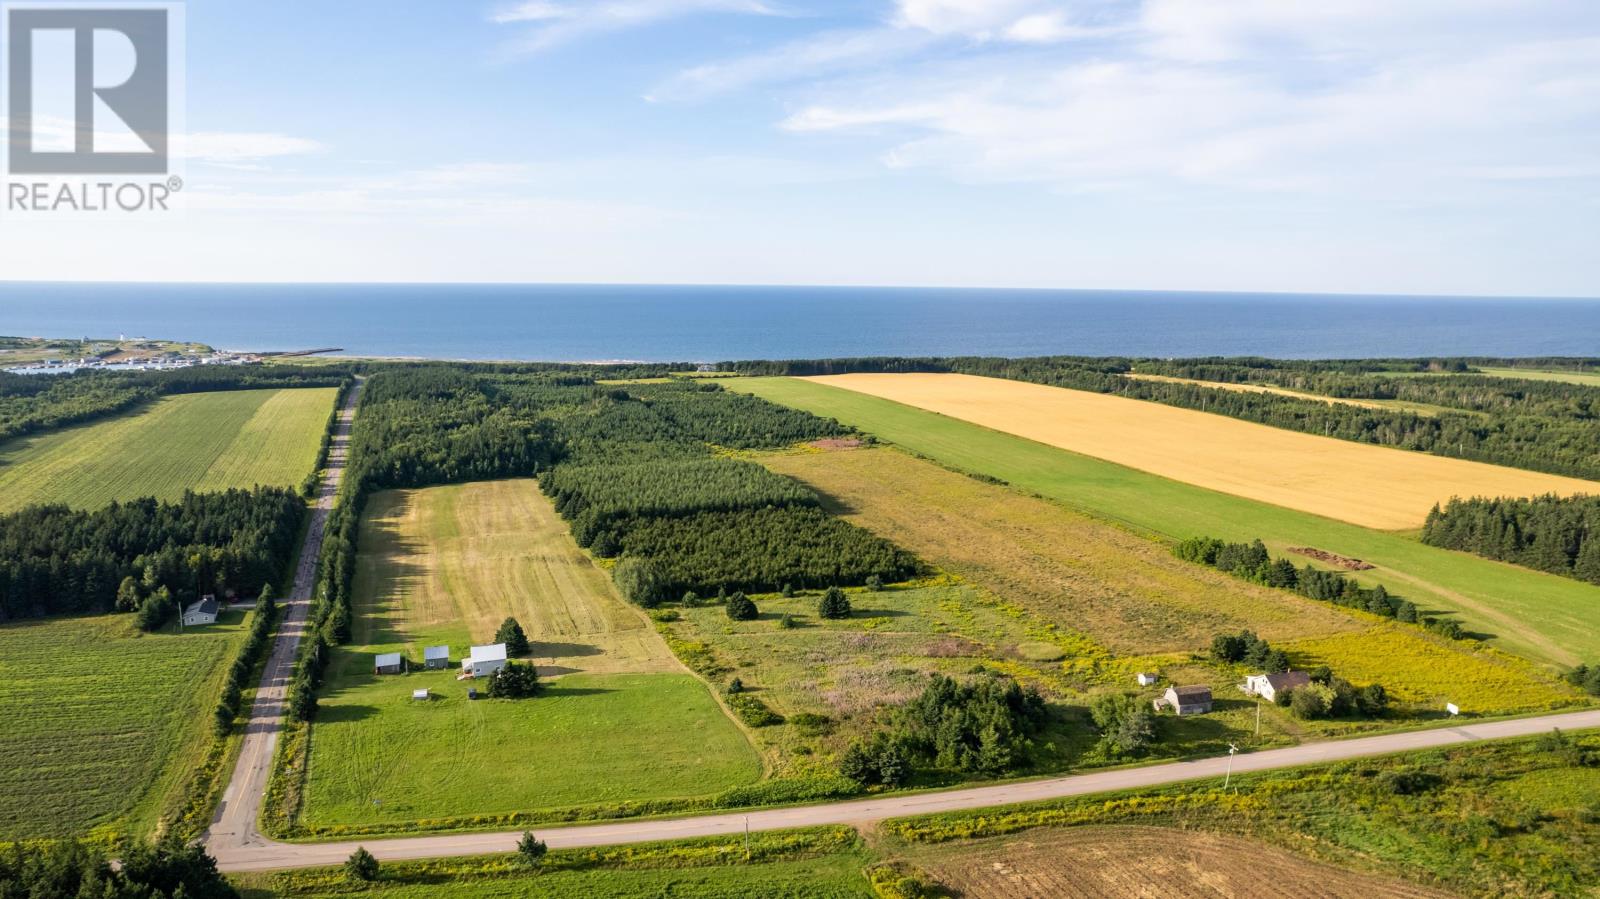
[1445,702,1460,716]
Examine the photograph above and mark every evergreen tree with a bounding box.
[516,832,548,867]
[487,661,541,698]
[495,617,531,656]
[343,848,379,883]
[725,592,758,621]
[818,586,852,620]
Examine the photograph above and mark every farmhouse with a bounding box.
[1242,670,1312,703]
[374,652,406,675]
[181,595,218,627]
[423,645,450,669]
[460,643,508,679]
[1154,685,1213,716]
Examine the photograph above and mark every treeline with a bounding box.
[723,356,1600,480]
[0,836,237,898]
[1175,537,1468,639]
[0,488,303,622]
[544,458,820,551]
[1422,495,1600,586]
[213,586,278,736]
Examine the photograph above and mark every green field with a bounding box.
[1475,366,1600,387]
[0,610,248,841]
[0,387,337,512]
[728,378,1600,667]
[297,480,760,832]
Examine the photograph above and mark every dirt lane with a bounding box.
[203,380,362,854]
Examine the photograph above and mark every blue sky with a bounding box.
[6,0,1599,295]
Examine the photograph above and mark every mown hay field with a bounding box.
[0,387,337,512]
[1476,367,1600,387]
[728,377,1600,666]
[759,445,1360,655]
[800,372,1596,531]
[912,825,1450,899]
[0,611,247,841]
[1124,372,1451,416]
[301,479,759,828]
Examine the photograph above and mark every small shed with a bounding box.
[1154,685,1213,716]
[411,689,429,701]
[1242,670,1311,703]
[1136,672,1157,687]
[375,652,405,675]
[423,645,450,669]
[181,595,219,627]
[460,643,508,679]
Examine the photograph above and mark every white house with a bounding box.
[1242,671,1311,703]
[423,645,450,670]
[460,643,508,679]
[181,595,219,627]
[374,652,405,675]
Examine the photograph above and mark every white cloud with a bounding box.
[491,0,784,53]
[177,132,324,164]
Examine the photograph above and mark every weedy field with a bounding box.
[759,445,1360,655]
[884,731,1600,898]
[799,372,1596,531]
[297,479,759,831]
[729,377,1600,666]
[0,387,337,512]
[0,610,247,841]
[910,825,1451,899]
[1474,367,1600,387]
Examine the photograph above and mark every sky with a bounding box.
[2,0,1598,295]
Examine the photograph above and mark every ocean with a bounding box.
[3,282,1598,361]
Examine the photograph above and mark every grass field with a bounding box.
[760,445,1360,655]
[799,373,1596,531]
[729,377,1600,667]
[300,479,759,829]
[910,825,1450,899]
[1475,366,1600,387]
[0,387,337,512]
[0,610,248,841]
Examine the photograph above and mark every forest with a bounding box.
[725,356,1600,479]
[1422,494,1600,586]
[0,364,351,447]
[0,487,303,622]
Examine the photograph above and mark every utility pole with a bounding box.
[744,816,750,861]
[1254,700,1262,738]
[1224,742,1239,791]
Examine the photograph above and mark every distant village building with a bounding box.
[460,643,508,679]
[423,645,450,669]
[374,652,406,675]
[1136,672,1157,687]
[1154,685,1213,716]
[1242,671,1311,704]
[181,595,219,627]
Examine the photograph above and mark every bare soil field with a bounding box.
[913,825,1452,899]
[354,479,676,676]
[803,373,1597,530]
[760,446,1359,654]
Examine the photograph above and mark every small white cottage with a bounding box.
[181,595,219,627]
[460,643,508,679]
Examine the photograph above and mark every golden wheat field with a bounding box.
[804,373,1599,530]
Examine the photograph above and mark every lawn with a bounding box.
[0,387,337,512]
[798,372,1596,531]
[728,377,1600,667]
[0,610,248,841]
[297,479,759,831]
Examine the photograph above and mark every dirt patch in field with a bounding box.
[1288,547,1374,570]
[915,825,1452,899]
[759,447,1360,654]
[809,437,866,450]
[804,372,1599,530]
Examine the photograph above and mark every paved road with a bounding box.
[211,704,1600,872]
[204,380,362,856]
